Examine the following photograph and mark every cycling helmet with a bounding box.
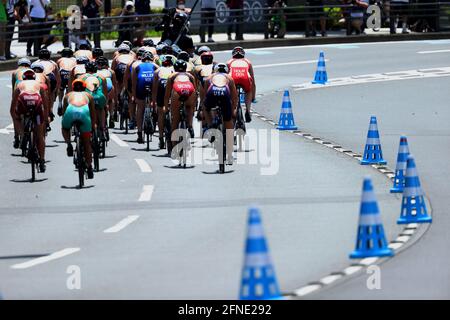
[92,47,104,59]
[173,12,188,27]
[85,61,97,73]
[161,44,173,55]
[232,46,245,58]
[121,40,133,49]
[31,62,45,73]
[118,43,131,53]
[174,59,187,72]
[197,45,211,55]
[200,52,213,65]
[22,69,36,80]
[161,55,174,67]
[61,47,74,58]
[136,47,147,58]
[76,56,89,65]
[143,39,155,47]
[96,56,109,68]
[72,79,86,92]
[18,57,31,67]
[162,39,173,46]
[171,44,181,57]
[141,51,154,62]
[177,51,190,62]
[214,63,229,74]
[78,40,91,50]
[38,48,51,60]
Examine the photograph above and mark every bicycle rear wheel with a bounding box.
[30,131,36,182]
[76,137,85,188]
[93,131,100,172]
[219,123,226,174]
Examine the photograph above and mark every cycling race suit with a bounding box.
[62,98,92,135]
[173,73,195,101]
[157,66,174,107]
[227,58,253,92]
[97,69,113,93]
[135,62,156,100]
[115,62,128,84]
[196,64,214,87]
[60,69,71,90]
[83,74,107,110]
[17,91,45,125]
[204,74,232,122]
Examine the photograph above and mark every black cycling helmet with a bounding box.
[177,51,190,62]
[96,56,109,68]
[141,51,154,62]
[174,59,187,72]
[162,55,174,67]
[78,40,91,50]
[200,52,214,65]
[143,39,155,47]
[76,56,89,65]
[31,62,45,73]
[22,69,36,80]
[161,44,173,55]
[214,63,229,74]
[197,45,211,55]
[38,48,51,60]
[156,43,166,55]
[121,40,133,49]
[72,79,86,92]
[61,47,74,58]
[85,61,97,73]
[92,47,104,59]
[232,46,245,58]
[136,47,147,58]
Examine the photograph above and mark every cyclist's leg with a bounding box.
[170,93,181,145]
[221,96,234,162]
[135,99,145,133]
[80,108,93,168]
[157,104,165,145]
[186,93,196,129]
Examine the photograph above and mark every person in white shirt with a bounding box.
[26,0,50,56]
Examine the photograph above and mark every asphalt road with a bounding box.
[0,39,448,299]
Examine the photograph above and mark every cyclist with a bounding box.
[30,62,52,127]
[178,51,195,74]
[96,56,118,129]
[74,40,93,61]
[61,79,97,179]
[82,61,108,141]
[159,44,177,68]
[164,59,197,145]
[194,51,216,135]
[202,63,238,164]
[227,46,256,123]
[10,69,48,172]
[192,45,211,67]
[69,56,89,91]
[132,51,159,144]
[112,41,136,60]
[152,55,175,149]
[92,47,104,60]
[36,48,61,108]
[142,39,159,63]
[11,58,32,94]
[57,48,77,115]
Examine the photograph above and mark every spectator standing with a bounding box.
[81,0,102,48]
[305,0,327,37]
[104,0,111,16]
[5,0,17,59]
[135,0,151,15]
[390,0,409,34]
[26,0,49,57]
[0,0,7,61]
[14,0,30,43]
[135,0,151,44]
[226,0,244,41]
[117,1,138,46]
[199,0,216,43]
[344,0,369,35]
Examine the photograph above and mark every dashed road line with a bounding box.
[417,49,450,54]
[11,248,80,269]
[104,215,140,233]
[135,159,152,173]
[110,133,129,147]
[253,59,329,69]
[0,123,14,135]
[138,185,154,202]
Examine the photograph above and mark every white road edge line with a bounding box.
[11,248,80,269]
[104,215,140,233]
[110,133,129,147]
[138,185,154,202]
[253,59,328,69]
[135,159,152,173]
[417,49,450,54]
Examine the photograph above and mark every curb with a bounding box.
[1,31,450,72]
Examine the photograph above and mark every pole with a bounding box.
[173,0,202,45]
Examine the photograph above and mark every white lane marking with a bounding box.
[359,257,379,265]
[104,215,140,233]
[253,59,328,69]
[396,235,411,243]
[388,242,403,250]
[320,274,343,285]
[0,123,14,135]
[110,133,129,147]
[135,159,152,173]
[417,49,450,54]
[294,284,322,296]
[343,265,363,275]
[11,248,80,269]
[138,185,154,202]
[6,84,12,89]
[293,67,450,91]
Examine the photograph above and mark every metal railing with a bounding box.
[2,2,449,44]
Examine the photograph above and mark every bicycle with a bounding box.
[119,90,129,134]
[92,128,101,172]
[21,108,41,182]
[142,85,155,152]
[175,98,190,168]
[73,121,86,188]
[210,105,227,174]
[164,109,173,155]
[235,86,247,152]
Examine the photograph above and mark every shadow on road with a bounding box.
[202,169,235,174]
[10,178,48,183]
[61,185,95,190]
[164,164,195,169]
[0,254,49,260]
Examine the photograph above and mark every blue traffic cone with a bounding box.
[361,116,387,165]
[350,176,394,259]
[276,90,298,130]
[239,207,281,300]
[390,136,410,193]
[397,155,432,224]
[312,51,327,84]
